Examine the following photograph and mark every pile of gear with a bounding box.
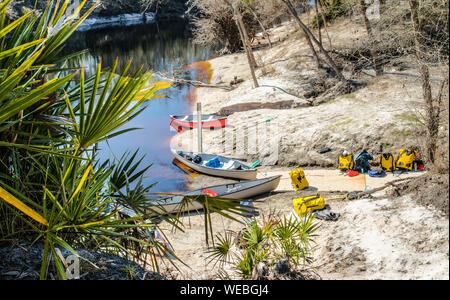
[338,148,424,178]
[288,148,425,221]
[180,152,202,164]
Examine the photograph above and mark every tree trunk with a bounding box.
[318,0,332,48]
[235,7,258,68]
[248,6,272,48]
[281,0,346,82]
[155,0,160,17]
[314,0,322,46]
[359,0,383,76]
[283,0,321,67]
[303,25,321,68]
[225,0,259,88]
[409,0,440,164]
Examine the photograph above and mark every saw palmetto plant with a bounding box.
[0,0,248,279]
[207,212,319,279]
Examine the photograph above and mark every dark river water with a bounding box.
[68,20,215,193]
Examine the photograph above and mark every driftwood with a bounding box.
[156,73,232,90]
[325,175,421,202]
[354,176,420,200]
[216,100,296,116]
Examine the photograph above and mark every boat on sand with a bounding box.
[171,149,257,180]
[121,175,281,217]
[169,114,227,130]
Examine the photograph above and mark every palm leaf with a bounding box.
[0,185,49,226]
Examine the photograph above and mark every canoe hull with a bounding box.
[172,149,257,180]
[121,176,281,217]
[160,176,281,215]
[170,115,227,130]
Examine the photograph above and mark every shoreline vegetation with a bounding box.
[6,0,188,32]
[0,0,254,281]
[1,0,449,281]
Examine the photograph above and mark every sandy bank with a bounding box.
[158,180,448,280]
[175,18,447,168]
[161,17,449,280]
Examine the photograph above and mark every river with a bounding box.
[67,20,216,193]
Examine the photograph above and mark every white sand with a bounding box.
[314,195,449,280]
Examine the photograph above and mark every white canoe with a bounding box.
[121,175,281,217]
[171,149,257,180]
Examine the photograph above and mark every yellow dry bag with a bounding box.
[289,168,309,191]
[396,149,418,171]
[379,153,396,172]
[293,194,325,215]
[338,154,354,170]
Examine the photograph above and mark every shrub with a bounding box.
[187,0,308,53]
[207,211,320,280]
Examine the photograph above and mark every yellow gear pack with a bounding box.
[289,168,309,191]
[396,149,418,171]
[293,194,325,215]
[338,154,354,170]
[379,153,396,172]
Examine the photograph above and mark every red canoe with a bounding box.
[169,114,227,130]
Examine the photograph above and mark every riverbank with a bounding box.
[162,16,449,279]
[6,0,188,31]
[175,16,447,168]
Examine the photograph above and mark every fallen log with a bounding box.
[325,176,420,201]
[156,73,232,90]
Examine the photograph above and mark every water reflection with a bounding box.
[67,20,215,192]
[68,20,213,74]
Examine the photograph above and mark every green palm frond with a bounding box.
[65,62,162,150]
[0,71,75,125]
[206,230,235,267]
[175,194,252,245]
[0,0,260,280]
[109,150,152,193]
[236,250,254,279]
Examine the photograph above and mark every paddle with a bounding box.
[262,117,275,123]
[250,160,261,168]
